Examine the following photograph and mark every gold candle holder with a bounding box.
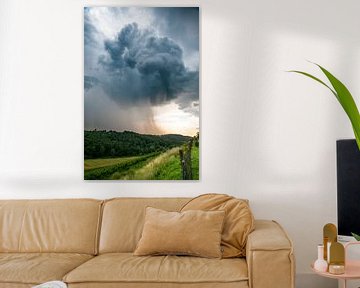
[323,223,337,262]
[328,242,345,274]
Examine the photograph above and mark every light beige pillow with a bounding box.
[181,193,255,258]
[134,207,225,258]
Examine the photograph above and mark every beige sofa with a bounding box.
[0,198,295,288]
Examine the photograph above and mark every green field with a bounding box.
[84,146,199,180]
[84,156,140,171]
[84,153,158,180]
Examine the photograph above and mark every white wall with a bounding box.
[1,0,360,287]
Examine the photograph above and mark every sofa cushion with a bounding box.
[181,194,254,258]
[99,198,190,253]
[134,207,225,258]
[0,199,103,254]
[0,253,93,285]
[63,253,248,284]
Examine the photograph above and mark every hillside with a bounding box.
[84,130,191,159]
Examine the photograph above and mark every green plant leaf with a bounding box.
[288,70,337,98]
[316,64,360,148]
[289,64,360,150]
[351,232,360,241]
[353,128,360,150]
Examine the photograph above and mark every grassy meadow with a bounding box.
[84,130,199,180]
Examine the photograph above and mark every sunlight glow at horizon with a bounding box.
[153,102,199,137]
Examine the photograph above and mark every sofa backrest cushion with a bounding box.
[0,199,102,254]
[99,198,189,253]
[181,194,254,258]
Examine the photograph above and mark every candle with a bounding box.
[328,264,345,275]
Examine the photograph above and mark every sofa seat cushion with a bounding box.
[0,253,93,285]
[64,253,248,285]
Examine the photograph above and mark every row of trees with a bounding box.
[84,130,191,159]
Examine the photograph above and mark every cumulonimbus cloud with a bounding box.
[92,22,199,108]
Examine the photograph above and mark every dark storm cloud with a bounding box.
[84,7,199,133]
[84,9,98,47]
[84,76,100,91]
[98,22,199,107]
[153,8,199,52]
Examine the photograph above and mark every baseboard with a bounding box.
[296,273,337,288]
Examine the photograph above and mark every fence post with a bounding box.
[179,139,193,180]
[179,149,186,180]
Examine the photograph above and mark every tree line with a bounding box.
[84,130,192,159]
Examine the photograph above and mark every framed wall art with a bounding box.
[84,7,199,180]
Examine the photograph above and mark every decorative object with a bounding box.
[328,264,345,275]
[329,242,345,275]
[323,223,337,262]
[84,7,200,180]
[311,241,360,288]
[314,244,328,272]
[322,223,344,273]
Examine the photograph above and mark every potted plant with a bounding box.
[290,63,360,241]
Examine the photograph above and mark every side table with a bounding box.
[311,242,360,288]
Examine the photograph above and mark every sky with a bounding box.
[84,7,199,136]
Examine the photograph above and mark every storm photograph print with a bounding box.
[84,7,199,180]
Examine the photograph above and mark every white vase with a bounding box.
[314,244,328,272]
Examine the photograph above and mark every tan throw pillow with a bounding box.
[134,207,225,258]
[181,193,254,258]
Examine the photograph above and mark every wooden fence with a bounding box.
[179,139,193,180]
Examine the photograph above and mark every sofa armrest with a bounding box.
[246,220,295,288]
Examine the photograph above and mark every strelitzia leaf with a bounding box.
[316,65,360,150]
[288,70,337,98]
[289,63,360,150]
